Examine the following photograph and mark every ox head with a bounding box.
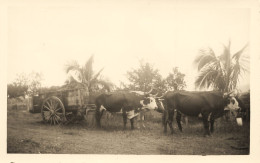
[131,88,158,110]
[154,98,166,113]
[224,96,240,111]
[223,91,240,111]
[223,91,243,126]
[140,96,158,111]
[149,91,166,113]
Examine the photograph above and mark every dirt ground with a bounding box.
[7,106,249,155]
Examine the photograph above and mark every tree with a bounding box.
[194,41,249,92]
[7,83,28,98]
[7,72,43,98]
[7,73,29,98]
[64,55,112,93]
[153,76,168,93]
[165,67,186,91]
[27,72,43,96]
[126,61,163,92]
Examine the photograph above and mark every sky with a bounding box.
[6,1,251,91]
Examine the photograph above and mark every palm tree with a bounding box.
[194,41,249,92]
[64,55,113,93]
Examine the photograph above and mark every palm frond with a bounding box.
[230,63,240,89]
[83,55,94,82]
[220,41,232,91]
[194,41,249,92]
[195,66,219,89]
[232,43,249,61]
[64,60,81,73]
[91,67,104,81]
[194,48,219,71]
[194,49,207,64]
[64,55,111,93]
[78,69,84,83]
[220,41,231,69]
[214,71,225,91]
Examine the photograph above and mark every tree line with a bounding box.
[7,41,248,98]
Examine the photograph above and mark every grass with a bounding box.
[7,106,250,154]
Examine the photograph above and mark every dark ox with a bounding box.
[158,91,241,136]
[95,91,158,129]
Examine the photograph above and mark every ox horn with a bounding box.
[155,91,168,99]
[144,87,154,95]
[150,92,158,97]
[228,90,235,96]
[155,94,164,99]
[224,90,235,97]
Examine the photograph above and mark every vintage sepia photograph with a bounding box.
[1,0,260,162]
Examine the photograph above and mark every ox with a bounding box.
[95,90,158,129]
[158,91,241,136]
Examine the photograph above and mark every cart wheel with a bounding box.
[41,96,66,125]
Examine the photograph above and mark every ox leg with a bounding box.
[122,110,127,130]
[130,118,134,130]
[202,112,212,137]
[176,111,183,132]
[162,110,168,133]
[139,111,146,128]
[168,109,175,134]
[202,118,210,136]
[210,115,215,133]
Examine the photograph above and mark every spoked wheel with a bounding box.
[41,96,66,125]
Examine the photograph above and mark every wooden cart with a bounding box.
[29,87,96,125]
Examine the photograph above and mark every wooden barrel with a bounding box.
[27,97,34,112]
[84,104,97,127]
